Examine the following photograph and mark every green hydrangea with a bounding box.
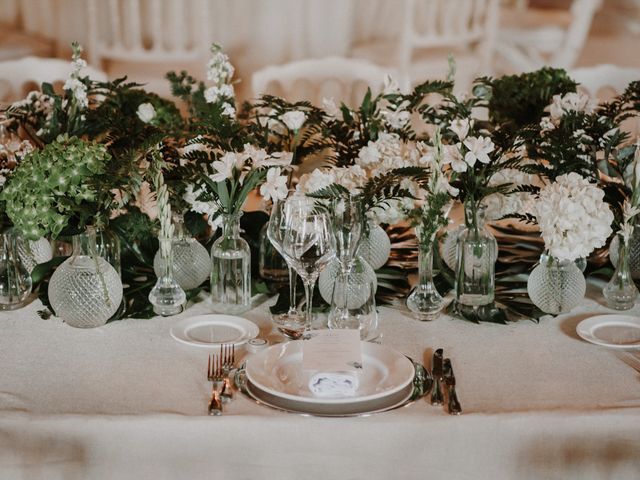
[1,135,111,240]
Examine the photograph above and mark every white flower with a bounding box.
[322,97,339,118]
[136,103,156,123]
[268,151,294,167]
[297,169,336,194]
[184,184,220,230]
[356,143,381,167]
[442,144,467,173]
[540,116,556,133]
[548,92,595,121]
[206,45,235,85]
[463,136,494,166]
[63,78,88,109]
[381,100,411,130]
[280,111,307,131]
[532,172,613,261]
[210,152,241,182]
[449,118,471,140]
[260,167,289,203]
[221,102,236,118]
[204,84,235,103]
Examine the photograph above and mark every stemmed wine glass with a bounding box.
[267,194,311,337]
[282,204,335,334]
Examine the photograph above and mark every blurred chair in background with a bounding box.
[350,0,499,91]
[251,56,397,107]
[0,0,56,61]
[498,0,602,72]
[0,56,107,102]
[86,0,212,96]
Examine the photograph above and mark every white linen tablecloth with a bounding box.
[1,283,640,479]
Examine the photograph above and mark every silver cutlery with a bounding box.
[207,354,224,416]
[443,358,462,415]
[220,343,235,403]
[430,348,444,406]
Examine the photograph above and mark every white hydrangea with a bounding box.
[532,172,613,261]
[296,169,336,194]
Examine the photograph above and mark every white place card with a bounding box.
[302,329,363,372]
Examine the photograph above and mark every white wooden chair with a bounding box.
[350,0,500,91]
[497,0,602,72]
[85,0,212,66]
[0,56,108,102]
[570,64,640,99]
[251,56,398,107]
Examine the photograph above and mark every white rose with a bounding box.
[137,103,156,123]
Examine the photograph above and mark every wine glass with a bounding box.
[267,194,313,337]
[282,207,335,334]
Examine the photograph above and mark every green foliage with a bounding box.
[1,135,112,240]
[478,67,577,131]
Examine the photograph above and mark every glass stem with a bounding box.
[287,266,297,314]
[304,279,315,331]
[418,242,434,287]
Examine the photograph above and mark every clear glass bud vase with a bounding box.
[603,234,639,310]
[149,237,187,316]
[455,202,497,306]
[210,213,251,314]
[48,226,123,327]
[407,235,445,320]
[0,230,33,309]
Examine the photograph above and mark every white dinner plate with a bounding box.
[576,314,640,349]
[244,377,414,417]
[245,340,415,405]
[170,314,259,348]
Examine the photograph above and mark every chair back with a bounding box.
[86,0,211,65]
[571,64,640,98]
[252,56,397,107]
[0,56,107,102]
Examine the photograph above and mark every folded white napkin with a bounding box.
[308,372,359,398]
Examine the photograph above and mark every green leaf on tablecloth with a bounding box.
[31,256,66,287]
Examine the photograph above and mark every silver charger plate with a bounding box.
[234,359,432,417]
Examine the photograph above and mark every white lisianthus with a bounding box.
[260,167,288,203]
[322,97,339,118]
[280,111,307,131]
[442,144,467,173]
[463,136,494,166]
[136,103,156,123]
[532,172,613,261]
[449,118,471,140]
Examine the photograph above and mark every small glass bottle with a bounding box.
[149,234,187,316]
[0,230,33,309]
[210,213,251,314]
[407,231,445,320]
[455,202,498,306]
[603,233,639,310]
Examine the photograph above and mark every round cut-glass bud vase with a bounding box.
[407,233,445,321]
[527,253,586,315]
[210,213,251,314]
[48,226,123,328]
[154,236,211,291]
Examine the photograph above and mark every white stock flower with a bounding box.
[206,45,235,86]
[463,136,494,166]
[280,111,307,131]
[322,97,339,118]
[221,102,236,118]
[136,103,156,123]
[63,78,88,109]
[204,84,235,104]
[533,172,613,261]
[260,167,288,203]
[449,118,471,140]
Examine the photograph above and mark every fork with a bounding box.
[207,354,224,416]
[220,343,235,402]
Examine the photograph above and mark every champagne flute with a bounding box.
[282,208,335,333]
[267,194,312,337]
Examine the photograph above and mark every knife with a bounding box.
[443,358,462,415]
[430,348,444,406]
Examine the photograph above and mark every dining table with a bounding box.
[1,281,640,480]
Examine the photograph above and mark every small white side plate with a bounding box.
[170,314,259,348]
[577,314,640,349]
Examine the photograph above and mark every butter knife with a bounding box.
[430,348,444,405]
[443,358,462,415]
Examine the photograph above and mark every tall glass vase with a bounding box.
[603,234,639,310]
[407,234,445,320]
[210,213,251,314]
[149,237,186,316]
[0,230,33,309]
[48,226,123,327]
[455,202,497,307]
